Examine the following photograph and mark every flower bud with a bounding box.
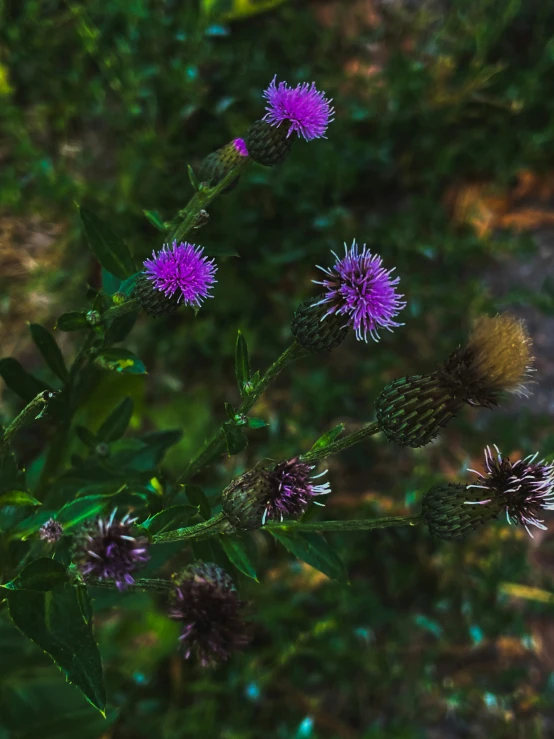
[421,483,502,541]
[244,120,292,167]
[134,273,182,316]
[291,295,348,353]
[198,138,248,194]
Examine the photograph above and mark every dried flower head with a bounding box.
[169,563,250,667]
[74,510,150,590]
[39,518,63,543]
[262,76,334,140]
[439,314,533,407]
[313,240,406,342]
[466,445,554,537]
[376,314,534,448]
[222,458,331,530]
[143,241,217,307]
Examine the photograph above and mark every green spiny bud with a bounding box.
[133,274,181,317]
[375,373,460,448]
[244,120,292,167]
[421,483,502,540]
[197,139,248,194]
[291,296,348,353]
[222,468,274,531]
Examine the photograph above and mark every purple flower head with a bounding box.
[313,240,406,342]
[169,563,250,667]
[75,509,150,590]
[262,75,334,141]
[143,241,217,307]
[39,518,63,543]
[232,138,249,157]
[466,445,554,537]
[263,458,331,525]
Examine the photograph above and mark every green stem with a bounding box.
[301,422,381,463]
[87,577,175,593]
[168,157,250,244]
[178,341,306,482]
[100,297,140,324]
[0,391,50,453]
[151,511,232,545]
[265,515,421,533]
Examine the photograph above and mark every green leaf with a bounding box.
[97,397,134,442]
[0,358,50,402]
[223,423,248,455]
[75,426,98,448]
[235,330,251,397]
[8,584,106,712]
[309,423,345,452]
[219,535,258,580]
[55,496,105,530]
[29,324,68,383]
[3,558,68,592]
[0,491,41,508]
[140,505,198,535]
[269,530,347,582]
[144,209,167,232]
[104,311,139,344]
[247,417,268,429]
[187,164,200,191]
[101,268,121,297]
[0,448,25,495]
[184,485,211,519]
[116,271,141,298]
[80,206,135,280]
[56,312,88,332]
[94,348,147,375]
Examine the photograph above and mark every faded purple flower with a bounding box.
[232,137,249,157]
[143,241,217,307]
[466,445,554,537]
[169,563,250,667]
[313,240,406,342]
[262,458,331,525]
[39,518,63,543]
[262,76,334,141]
[75,510,150,590]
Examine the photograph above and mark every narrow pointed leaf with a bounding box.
[223,423,248,455]
[184,485,211,519]
[97,397,134,442]
[309,423,345,452]
[219,535,258,580]
[235,330,251,397]
[0,491,41,508]
[0,358,51,402]
[3,558,68,592]
[140,505,198,535]
[269,530,347,582]
[56,312,89,332]
[55,496,106,530]
[29,324,68,382]
[8,584,106,712]
[80,206,135,279]
[144,209,167,232]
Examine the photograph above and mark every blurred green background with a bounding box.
[4,0,554,736]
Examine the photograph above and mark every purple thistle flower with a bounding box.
[169,563,250,667]
[263,458,331,524]
[262,75,334,141]
[313,240,406,343]
[143,241,217,307]
[232,137,249,157]
[75,509,150,590]
[39,518,63,543]
[466,445,554,537]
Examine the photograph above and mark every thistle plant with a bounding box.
[0,73,550,718]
